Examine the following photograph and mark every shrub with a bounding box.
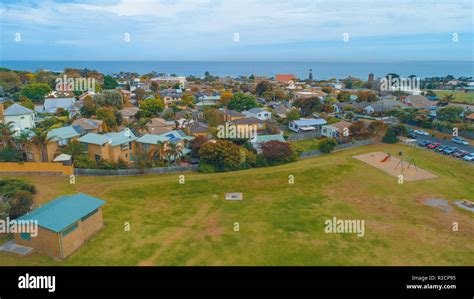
[318,138,338,154]
[261,141,297,165]
[199,140,241,171]
[198,163,215,173]
[0,179,36,219]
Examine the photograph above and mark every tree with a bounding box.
[103,75,118,89]
[189,136,208,159]
[135,148,153,173]
[322,86,334,94]
[228,93,257,112]
[96,107,118,130]
[139,97,165,117]
[93,90,123,109]
[286,109,301,121]
[80,95,97,117]
[0,147,23,162]
[152,141,169,165]
[199,140,242,171]
[0,179,36,219]
[0,71,23,92]
[437,106,463,122]
[319,138,338,154]
[0,122,16,149]
[220,91,233,106]
[135,88,146,102]
[261,141,297,165]
[182,94,196,107]
[382,126,399,144]
[203,108,225,127]
[337,91,351,102]
[356,91,377,102]
[349,121,367,137]
[166,142,184,164]
[30,128,53,162]
[19,96,35,110]
[367,120,388,138]
[20,83,52,101]
[150,81,159,93]
[294,97,322,116]
[255,80,273,96]
[58,140,84,162]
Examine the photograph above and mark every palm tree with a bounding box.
[57,140,84,162]
[15,131,31,160]
[166,142,183,165]
[151,140,169,164]
[30,128,54,162]
[0,122,16,149]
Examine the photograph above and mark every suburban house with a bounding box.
[135,130,193,161]
[229,117,266,132]
[143,117,173,135]
[185,122,211,137]
[275,74,295,83]
[242,108,272,120]
[14,193,105,259]
[220,109,246,122]
[251,134,286,153]
[26,125,83,162]
[195,94,221,107]
[160,90,182,107]
[272,104,292,119]
[2,103,36,135]
[321,120,352,142]
[72,118,104,134]
[119,107,140,124]
[78,128,138,163]
[35,97,79,116]
[151,76,186,88]
[289,118,327,133]
[403,95,435,109]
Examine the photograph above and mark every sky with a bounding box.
[0,0,472,61]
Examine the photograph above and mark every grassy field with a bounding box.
[433,90,474,104]
[289,139,323,152]
[0,144,473,266]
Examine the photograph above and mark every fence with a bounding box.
[0,162,73,176]
[299,139,375,158]
[74,165,198,176]
[287,131,321,141]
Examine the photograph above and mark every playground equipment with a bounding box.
[380,154,391,163]
[394,151,417,174]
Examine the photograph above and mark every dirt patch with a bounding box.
[353,152,437,181]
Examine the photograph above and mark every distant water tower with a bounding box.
[309,69,313,81]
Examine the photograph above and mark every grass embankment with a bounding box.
[0,143,472,266]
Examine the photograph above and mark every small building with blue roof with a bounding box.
[14,193,105,259]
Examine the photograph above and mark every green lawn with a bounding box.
[433,90,474,104]
[290,138,323,152]
[0,143,473,266]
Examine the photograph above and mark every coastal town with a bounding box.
[0,68,473,262]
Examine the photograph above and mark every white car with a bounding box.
[463,153,474,162]
[452,137,469,146]
[414,129,429,136]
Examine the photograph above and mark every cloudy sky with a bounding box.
[0,0,472,61]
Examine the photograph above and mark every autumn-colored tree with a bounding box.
[367,120,388,138]
[356,91,377,102]
[349,121,367,137]
[261,141,297,165]
[199,140,241,171]
[220,91,233,105]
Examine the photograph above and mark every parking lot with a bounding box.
[412,133,474,162]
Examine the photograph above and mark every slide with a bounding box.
[380,156,390,163]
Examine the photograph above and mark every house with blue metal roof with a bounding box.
[135,130,193,162]
[25,125,83,162]
[78,128,138,164]
[14,193,105,259]
[289,118,327,133]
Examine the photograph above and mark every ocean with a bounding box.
[0,61,472,80]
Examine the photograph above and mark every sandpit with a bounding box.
[353,152,437,181]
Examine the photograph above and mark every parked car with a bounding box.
[453,150,469,158]
[418,140,431,147]
[443,147,459,155]
[463,153,474,162]
[408,132,417,139]
[435,145,448,152]
[414,129,430,136]
[451,137,469,146]
[426,142,441,149]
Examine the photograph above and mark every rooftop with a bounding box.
[3,103,34,116]
[17,193,105,233]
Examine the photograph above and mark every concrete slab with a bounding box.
[0,240,33,255]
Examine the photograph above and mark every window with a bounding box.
[94,154,101,162]
[20,232,31,241]
[62,224,78,237]
[121,143,129,150]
